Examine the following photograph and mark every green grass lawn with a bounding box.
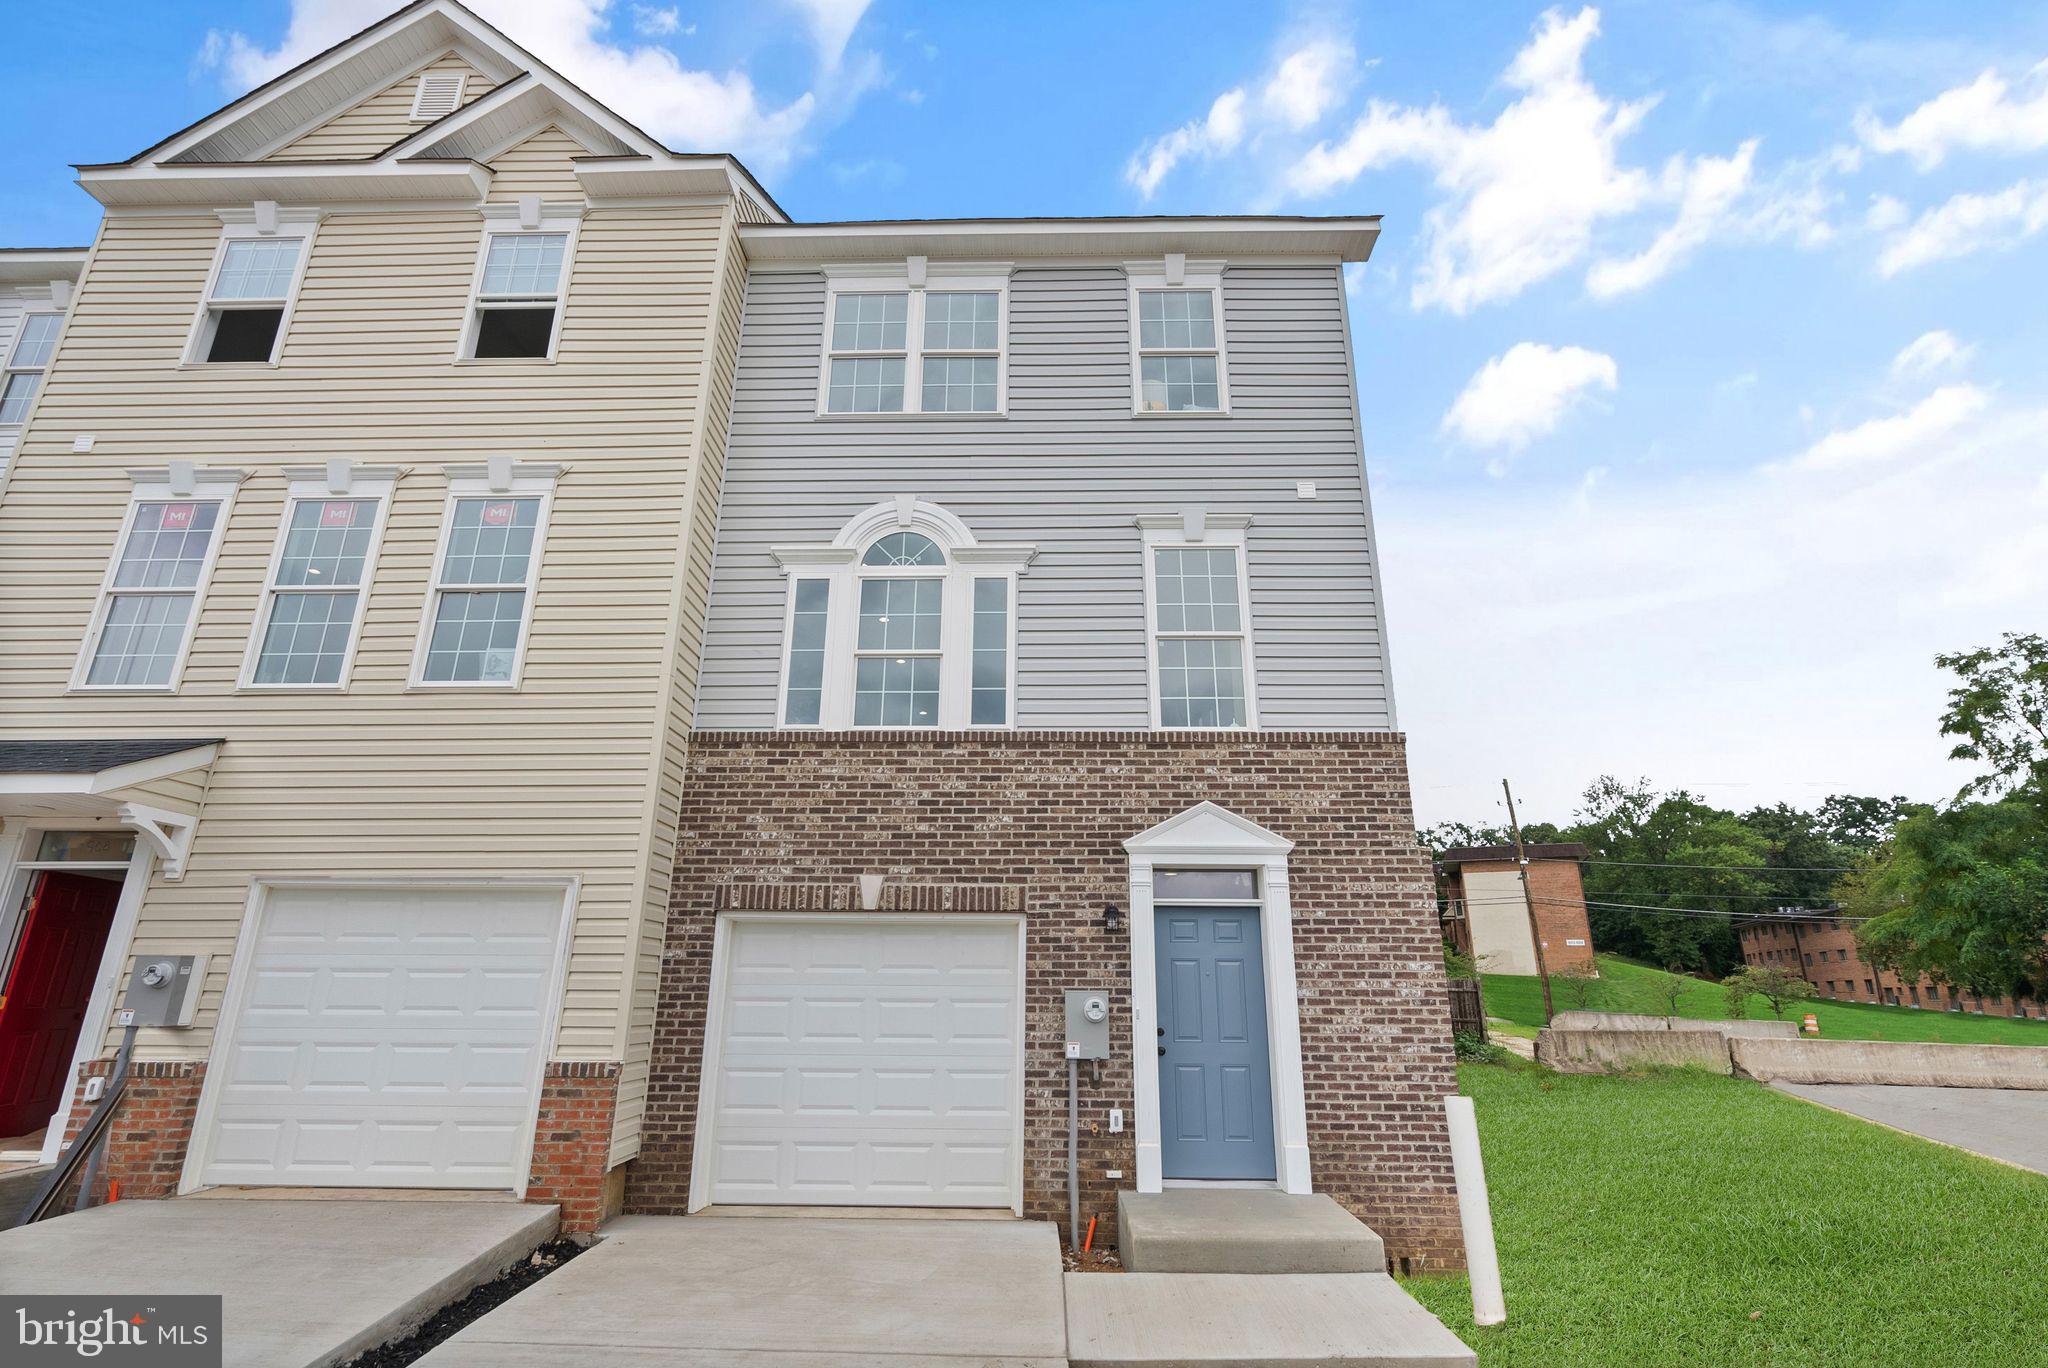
[1481,954,2048,1045]
[1405,1062,2048,1366]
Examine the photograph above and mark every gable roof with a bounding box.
[75,0,784,220]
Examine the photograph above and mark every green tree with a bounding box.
[1936,632,2048,799]
[1815,794,1916,851]
[1721,964,1815,1019]
[1849,799,2048,1002]
[1572,778,1770,977]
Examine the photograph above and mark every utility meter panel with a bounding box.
[1064,989,1112,1060]
[119,953,207,1028]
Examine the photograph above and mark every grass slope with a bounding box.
[1406,1062,2048,1367]
[1482,954,2048,1045]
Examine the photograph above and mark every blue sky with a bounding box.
[5,1,2046,826]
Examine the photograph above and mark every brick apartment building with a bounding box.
[1739,915,2042,1018]
[1437,844,1596,976]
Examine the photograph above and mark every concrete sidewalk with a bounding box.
[1772,1081,2048,1174]
[414,1213,1068,1366]
[0,1197,557,1368]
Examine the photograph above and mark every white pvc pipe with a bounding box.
[1445,1095,1505,1326]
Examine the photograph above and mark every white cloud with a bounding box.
[1864,193,1910,231]
[1126,89,1249,198]
[1124,35,1354,199]
[1385,377,2048,824]
[628,5,687,37]
[1290,9,1661,311]
[1877,178,2048,276]
[1890,330,1972,380]
[1442,342,1618,455]
[1587,140,1757,298]
[1858,59,2048,170]
[1782,383,1989,472]
[1260,38,1355,131]
[198,0,874,174]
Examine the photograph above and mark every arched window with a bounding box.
[770,499,1036,730]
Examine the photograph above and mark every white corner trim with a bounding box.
[1125,802,1311,1196]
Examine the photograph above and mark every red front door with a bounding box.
[0,871,122,1137]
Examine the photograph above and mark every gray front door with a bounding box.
[1155,906,1275,1180]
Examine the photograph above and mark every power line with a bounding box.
[1458,894,1866,923]
[1581,858,1856,874]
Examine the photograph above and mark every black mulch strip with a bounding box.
[341,1238,589,1368]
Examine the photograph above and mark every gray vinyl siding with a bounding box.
[695,262,1395,730]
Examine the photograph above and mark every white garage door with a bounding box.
[704,916,1022,1209]
[198,884,567,1190]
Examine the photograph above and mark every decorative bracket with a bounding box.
[116,802,199,881]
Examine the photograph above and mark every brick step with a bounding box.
[1065,1272,1476,1367]
[1117,1190,1386,1274]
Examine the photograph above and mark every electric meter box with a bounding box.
[119,953,207,1029]
[1064,989,1112,1060]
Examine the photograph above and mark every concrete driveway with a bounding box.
[415,1213,1068,1367]
[1773,1081,2048,1175]
[0,1196,557,1368]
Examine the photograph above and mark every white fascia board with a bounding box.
[78,160,492,208]
[740,218,1381,265]
[0,251,87,285]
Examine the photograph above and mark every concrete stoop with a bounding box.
[1117,1190,1385,1274]
[0,1164,52,1227]
[1065,1272,1477,1368]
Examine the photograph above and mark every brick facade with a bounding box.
[628,729,1467,1270]
[1443,857,1597,975]
[58,1060,205,1205]
[528,1061,625,1233]
[1741,919,2044,1018]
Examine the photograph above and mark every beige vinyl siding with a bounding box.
[605,210,745,1165]
[485,126,589,200]
[0,154,733,1169]
[269,53,494,161]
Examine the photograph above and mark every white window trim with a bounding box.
[407,461,561,690]
[1136,511,1260,730]
[1127,257,1230,417]
[237,463,400,692]
[182,206,323,367]
[409,68,468,121]
[456,204,583,364]
[69,465,247,694]
[815,260,1012,417]
[1,309,63,429]
[768,496,1034,729]
[1125,802,1310,1196]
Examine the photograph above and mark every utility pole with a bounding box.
[1503,778,1554,1024]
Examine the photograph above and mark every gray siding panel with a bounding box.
[696,262,1395,730]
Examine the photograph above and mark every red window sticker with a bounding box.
[480,501,516,527]
[319,501,358,528]
[159,503,196,530]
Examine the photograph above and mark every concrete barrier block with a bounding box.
[1730,1037,2048,1089]
[1536,1027,1733,1074]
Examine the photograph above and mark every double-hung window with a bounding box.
[1140,515,1258,728]
[188,212,316,365]
[242,469,394,689]
[413,464,557,686]
[74,470,242,691]
[772,499,1032,728]
[819,267,1009,415]
[1128,260,1228,414]
[1,313,60,425]
[464,211,576,360]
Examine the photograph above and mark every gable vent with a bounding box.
[409,71,467,122]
